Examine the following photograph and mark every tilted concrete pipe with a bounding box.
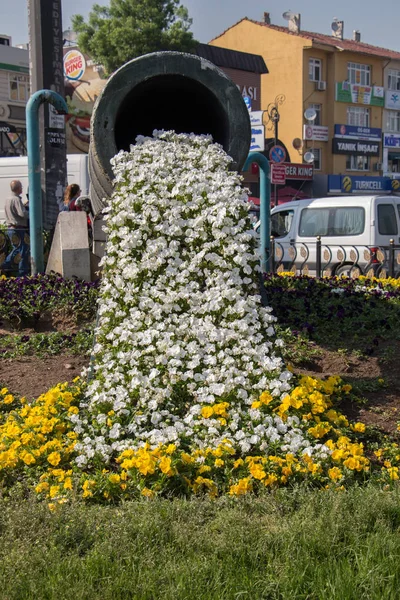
[89,51,251,215]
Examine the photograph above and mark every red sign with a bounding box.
[283,162,314,180]
[271,163,286,184]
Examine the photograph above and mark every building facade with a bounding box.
[211,14,400,195]
[0,36,29,156]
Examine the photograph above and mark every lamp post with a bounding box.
[265,95,285,207]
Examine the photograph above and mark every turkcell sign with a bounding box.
[334,124,381,141]
[332,138,380,156]
[328,174,393,194]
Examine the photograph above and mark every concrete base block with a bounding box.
[46,212,91,281]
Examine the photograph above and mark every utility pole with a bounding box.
[27,0,67,230]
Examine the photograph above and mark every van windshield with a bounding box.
[299,207,365,237]
[271,210,294,237]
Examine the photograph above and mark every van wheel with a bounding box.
[335,264,360,277]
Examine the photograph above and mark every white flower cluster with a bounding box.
[74,131,312,465]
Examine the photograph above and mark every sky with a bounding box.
[1,0,400,52]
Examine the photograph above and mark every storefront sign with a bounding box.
[328,174,395,194]
[63,50,86,81]
[385,91,400,110]
[237,85,258,101]
[250,111,263,126]
[283,162,313,180]
[303,124,329,141]
[332,138,380,156]
[28,0,66,230]
[384,133,400,148]
[271,163,286,185]
[0,121,16,134]
[335,82,384,107]
[334,124,381,141]
[243,95,252,111]
[250,125,265,151]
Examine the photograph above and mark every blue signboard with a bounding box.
[328,174,395,194]
[384,133,400,148]
[334,124,382,141]
[243,95,252,111]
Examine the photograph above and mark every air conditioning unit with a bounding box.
[315,81,327,91]
[374,162,382,171]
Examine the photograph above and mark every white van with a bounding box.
[0,154,89,223]
[269,195,400,276]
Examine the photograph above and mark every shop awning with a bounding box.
[0,121,17,134]
[249,186,309,207]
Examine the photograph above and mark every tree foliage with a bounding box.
[72,0,198,75]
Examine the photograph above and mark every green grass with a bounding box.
[0,330,94,358]
[0,485,400,599]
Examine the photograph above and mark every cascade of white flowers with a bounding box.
[73,131,319,467]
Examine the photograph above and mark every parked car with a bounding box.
[257,195,400,276]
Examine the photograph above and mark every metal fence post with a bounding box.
[269,236,275,273]
[389,239,395,278]
[243,152,271,274]
[316,236,321,278]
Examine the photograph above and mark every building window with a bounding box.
[347,106,370,127]
[309,58,321,82]
[387,111,400,132]
[312,148,321,170]
[9,74,29,102]
[347,62,371,86]
[388,69,400,91]
[309,103,322,126]
[346,155,370,171]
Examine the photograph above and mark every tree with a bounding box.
[72,0,198,75]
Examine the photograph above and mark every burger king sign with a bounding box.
[63,50,86,81]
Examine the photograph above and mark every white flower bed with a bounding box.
[74,131,314,466]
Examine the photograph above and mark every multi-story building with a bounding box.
[211,13,400,196]
[383,60,400,175]
[0,35,29,156]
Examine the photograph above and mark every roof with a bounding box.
[195,42,268,73]
[211,18,400,61]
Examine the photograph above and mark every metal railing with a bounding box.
[268,237,400,279]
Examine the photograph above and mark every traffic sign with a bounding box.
[269,145,286,163]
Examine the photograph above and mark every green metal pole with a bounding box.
[244,152,271,273]
[26,90,68,275]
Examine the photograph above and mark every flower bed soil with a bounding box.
[0,331,399,436]
[0,353,88,401]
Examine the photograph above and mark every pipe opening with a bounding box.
[114,74,229,151]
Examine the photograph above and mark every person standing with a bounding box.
[1,180,30,277]
[61,183,82,212]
